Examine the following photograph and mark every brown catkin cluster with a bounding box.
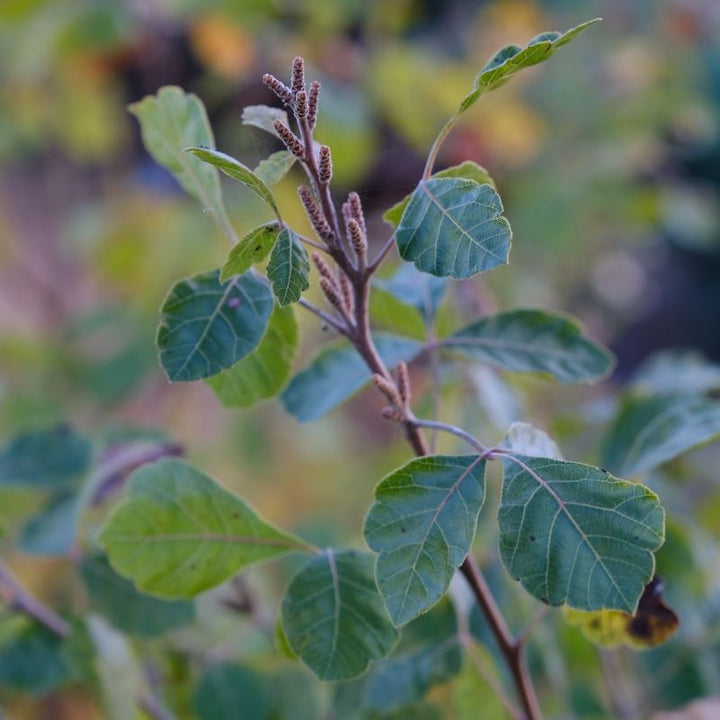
[262,73,293,105]
[298,186,333,240]
[319,277,345,312]
[273,121,305,160]
[295,89,308,119]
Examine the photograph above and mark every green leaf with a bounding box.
[364,455,486,626]
[374,263,448,322]
[207,304,297,408]
[0,425,91,489]
[128,87,227,222]
[631,349,720,396]
[99,458,308,599]
[157,269,274,382]
[193,663,270,720]
[600,394,720,477]
[383,161,494,228]
[254,150,296,186]
[18,491,79,556]
[266,228,310,305]
[458,19,601,113]
[0,624,72,696]
[80,555,195,637]
[498,453,664,612]
[443,309,614,383]
[268,669,322,720]
[282,549,398,681]
[281,335,423,422]
[187,147,280,219]
[219,223,281,282]
[241,104,289,138]
[395,178,511,279]
[362,599,462,712]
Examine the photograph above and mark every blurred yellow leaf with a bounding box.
[190,14,254,80]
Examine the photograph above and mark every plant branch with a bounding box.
[366,234,396,275]
[297,297,348,334]
[407,416,492,456]
[423,113,460,179]
[0,559,71,638]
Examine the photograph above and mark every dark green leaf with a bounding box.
[99,458,308,599]
[254,150,296,186]
[383,161,494,228]
[0,425,91,489]
[0,624,72,696]
[458,19,601,113]
[363,600,462,712]
[128,87,229,224]
[498,453,664,612]
[80,555,195,637]
[267,228,310,305]
[206,304,297,408]
[364,455,486,626]
[443,309,614,383]
[281,335,423,422]
[187,147,280,219]
[395,178,511,279]
[18,491,79,556]
[219,223,282,282]
[282,549,398,681]
[193,663,269,720]
[374,263,448,322]
[241,104,289,138]
[157,269,274,382]
[601,394,720,477]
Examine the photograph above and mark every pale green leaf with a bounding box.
[373,263,448,322]
[383,161,494,228]
[193,663,269,720]
[18,491,79,556]
[267,228,310,305]
[370,288,426,340]
[364,455,486,626]
[99,458,308,599]
[241,104,289,137]
[80,555,195,637]
[600,394,720,477]
[187,147,280,218]
[395,178,511,279]
[631,349,720,396]
[254,150,296,186]
[282,549,398,681]
[157,269,274,382]
[128,87,227,221]
[498,453,664,612]
[459,19,601,113]
[206,304,297,408]
[281,335,423,422]
[502,421,562,460]
[219,223,281,282]
[443,309,614,383]
[0,425,91,489]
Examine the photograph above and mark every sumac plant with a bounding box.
[5,17,720,720]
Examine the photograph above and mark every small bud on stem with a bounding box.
[347,218,367,262]
[395,362,411,406]
[319,277,345,312]
[372,374,404,408]
[381,406,405,422]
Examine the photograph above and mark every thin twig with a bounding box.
[0,559,70,637]
[297,298,348,334]
[407,416,492,456]
[517,605,551,648]
[367,234,396,275]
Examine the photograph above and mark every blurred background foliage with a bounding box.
[1,0,720,718]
